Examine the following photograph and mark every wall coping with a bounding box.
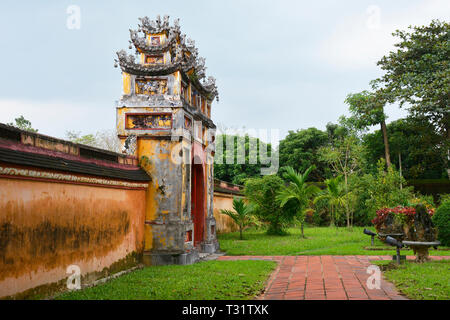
[213,179,243,196]
[0,123,150,182]
[0,123,138,165]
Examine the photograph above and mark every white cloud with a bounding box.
[0,99,115,139]
[319,0,450,70]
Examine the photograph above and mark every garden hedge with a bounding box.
[432,200,450,246]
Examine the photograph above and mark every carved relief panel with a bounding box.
[150,36,160,46]
[144,55,163,64]
[125,113,172,130]
[135,78,168,95]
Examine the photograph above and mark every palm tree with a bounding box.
[314,175,347,228]
[276,166,320,238]
[220,197,255,240]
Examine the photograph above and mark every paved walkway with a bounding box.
[217,255,449,300]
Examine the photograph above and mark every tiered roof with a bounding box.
[115,15,218,101]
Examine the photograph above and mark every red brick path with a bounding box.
[217,255,449,300]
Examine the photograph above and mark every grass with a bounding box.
[55,260,276,300]
[218,226,450,256]
[373,260,450,300]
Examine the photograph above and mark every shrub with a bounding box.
[244,175,296,235]
[348,174,373,226]
[310,205,330,226]
[372,206,434,235]
[438,194,450,205]
[364,159,415,221]
[408,194,435,211]
[432,200,450,246]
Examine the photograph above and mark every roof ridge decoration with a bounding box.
[115,15,218,101]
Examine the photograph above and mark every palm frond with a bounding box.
[313,193,330,204]
[282,166,303,189]
[305,184,321,197]
[301,165,316,183]
[220,209,239,224]
[276,187,298,208]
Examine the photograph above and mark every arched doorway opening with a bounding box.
[191,162,205,247]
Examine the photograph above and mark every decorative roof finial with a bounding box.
[115,15,219,101]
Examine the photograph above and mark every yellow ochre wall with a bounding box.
[122,72,131,95]
[136,137,188,252]
[0,177,146,299]
[213,192,239,233]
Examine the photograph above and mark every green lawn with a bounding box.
[55,260,276,300]
[218,226,450,256]
[374,260,450,300]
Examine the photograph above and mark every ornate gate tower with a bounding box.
[114,15,219,265]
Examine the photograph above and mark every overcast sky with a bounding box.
[0,0,449,143]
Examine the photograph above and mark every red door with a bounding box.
[191,163,205,246]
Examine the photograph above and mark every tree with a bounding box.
[214,134,270,185]
[95,130,122,153]
[345,91,391,167]
[278,128,330,181]
[363,117,446,179]
[7,115,38,133]
[372,20,450,177]
[66,131,97,146]
[318,125,365,228]
[314,175,347,228]
[220,197,254,240]
[65,130,121,153]
[276,166,320,238]
[364,159,414,220]
[244,174,295,235]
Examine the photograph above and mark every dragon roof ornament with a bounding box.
[115,49,192,76]
[114,15,218,101]
[129,29,176,54]
[138,15,180,34]
[202,76,219,102]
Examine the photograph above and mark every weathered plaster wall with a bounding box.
[0,178,146,299]
[213,192,239,233]
[137,137,195,255]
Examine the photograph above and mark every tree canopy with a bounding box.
[278,128,330,181]
[214,134,271,185]
[363,117,446,179]
[7,115,38,133]
[373,20,449,172]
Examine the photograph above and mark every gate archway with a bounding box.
[191,161,205,246]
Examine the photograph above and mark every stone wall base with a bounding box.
[202,240,220,254]
[143,240,220,265]
[143,250,199,266]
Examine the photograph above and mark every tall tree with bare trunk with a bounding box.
[372,20,449,178]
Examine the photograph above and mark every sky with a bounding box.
[0,0,449,143]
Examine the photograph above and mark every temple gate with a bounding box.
[115,15,220,265]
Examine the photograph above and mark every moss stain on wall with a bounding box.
[0,178,146,298]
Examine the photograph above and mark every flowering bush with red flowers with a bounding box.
[372,206,434,233]
[373,204,437,262]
